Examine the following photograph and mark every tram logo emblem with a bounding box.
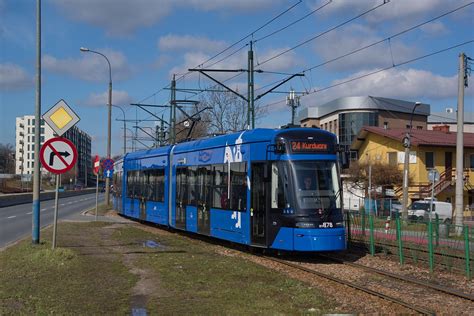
[223,132,245,163]
[231,211,241,229]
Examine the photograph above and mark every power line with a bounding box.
[254,0,332,43]
[260,40,474,111]
[258,0,389,66]
[254,2,474,96]
[135,1,302,105]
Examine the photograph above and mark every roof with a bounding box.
[428,111,474,124]
[351,126,474,150]
[298,96,430,121]
[126,127,336,158]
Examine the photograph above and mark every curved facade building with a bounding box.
[298,96,430,158]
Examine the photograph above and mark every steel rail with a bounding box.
[317,254,474,302]
[263,256,435,316]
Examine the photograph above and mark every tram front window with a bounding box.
[271,161,341,218]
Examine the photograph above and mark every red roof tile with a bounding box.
[361,126,474,148]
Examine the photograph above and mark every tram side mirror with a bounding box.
[275,138,286,154]
[339,151,350,169]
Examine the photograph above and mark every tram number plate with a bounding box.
[319,222,333,228]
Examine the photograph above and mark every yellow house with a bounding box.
[351,126,474,217]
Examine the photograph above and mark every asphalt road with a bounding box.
[0,192,105,248]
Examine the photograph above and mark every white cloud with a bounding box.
[313,24,417,71]
[43,49,132,82]
[0,63,33,91]
[82,90,133,107]
[158,34,228,53]
[420,21,449,36]
[51,0,281,36]
[169,46,300,80]
[184,0,281,11]
[312,0,449,23]
[301,68,461,106]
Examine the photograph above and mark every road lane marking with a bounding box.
[26,211,32,214]
[7,216,16,219]
[41,208,47,211]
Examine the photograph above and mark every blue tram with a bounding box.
[113,128,347,251]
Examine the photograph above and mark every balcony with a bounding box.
[19,140,24,145]
[19,148,23,153]
[19,123,24,128]
[19,132,24,137]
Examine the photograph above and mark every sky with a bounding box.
[1,0,473,157]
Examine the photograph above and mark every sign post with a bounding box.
[93,155,100,221]
[39,137,77,249]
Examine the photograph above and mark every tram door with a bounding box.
[197,166,211,235]
[175,168,187,229]
[251,163,269,246]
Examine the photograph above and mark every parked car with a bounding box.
[408,199,452,223]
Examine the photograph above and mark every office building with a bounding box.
[15,115,92,185]
[298,96,430,159]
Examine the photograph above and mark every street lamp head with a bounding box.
[80,47,90,52]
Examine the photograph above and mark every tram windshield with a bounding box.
[271,160,341,216]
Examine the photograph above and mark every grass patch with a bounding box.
[0,222,137,315]
[86,202,111,216]
[113,227,336,314]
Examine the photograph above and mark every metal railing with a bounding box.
[345,211,473,279]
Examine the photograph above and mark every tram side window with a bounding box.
[126,170,138,198]
[187,167,197,205]
[212,164,229,209]
[230,162,247,211]
[196,166,212,207]
[176,167,188,206]
[147,168,165,202]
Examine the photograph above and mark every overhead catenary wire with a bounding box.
[254,0,332,43]
[260,40,474,112]
[134,1,303,106]
[254,1,474,95]
[258,0,389,66]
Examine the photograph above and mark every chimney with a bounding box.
[432,125,450,133]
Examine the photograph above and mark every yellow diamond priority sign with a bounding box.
[43,99,80,136]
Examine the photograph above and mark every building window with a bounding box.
[425,152,434,169]
[383,122,388,129]
[388,152,397,166]
[470,154,474,169]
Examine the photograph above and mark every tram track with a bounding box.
[316,253,474,301]
[262,255,436,315]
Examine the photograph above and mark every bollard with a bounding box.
[428,220,434,273]
[396,216,404,265]
[465,226,471,280]
[385,216,390,234]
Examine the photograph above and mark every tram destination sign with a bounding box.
[290,140,329,153]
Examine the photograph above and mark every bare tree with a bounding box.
[199,87,266,134]
[0,143,15,174]
[174,109,209,143]
[346,160,406,211]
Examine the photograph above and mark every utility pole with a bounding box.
[248,41,255,129]
[401,101,421,221]
[455,52,469,230]
[286,88,301,125]
[170,75,176,144]
[32,0,41,244]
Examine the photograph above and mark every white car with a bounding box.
[408,199,452,223]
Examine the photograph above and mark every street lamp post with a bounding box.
[401,101,421,221]
[112,105,126,155]
[80,47,112,206]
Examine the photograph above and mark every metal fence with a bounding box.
[345,211,473,279]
